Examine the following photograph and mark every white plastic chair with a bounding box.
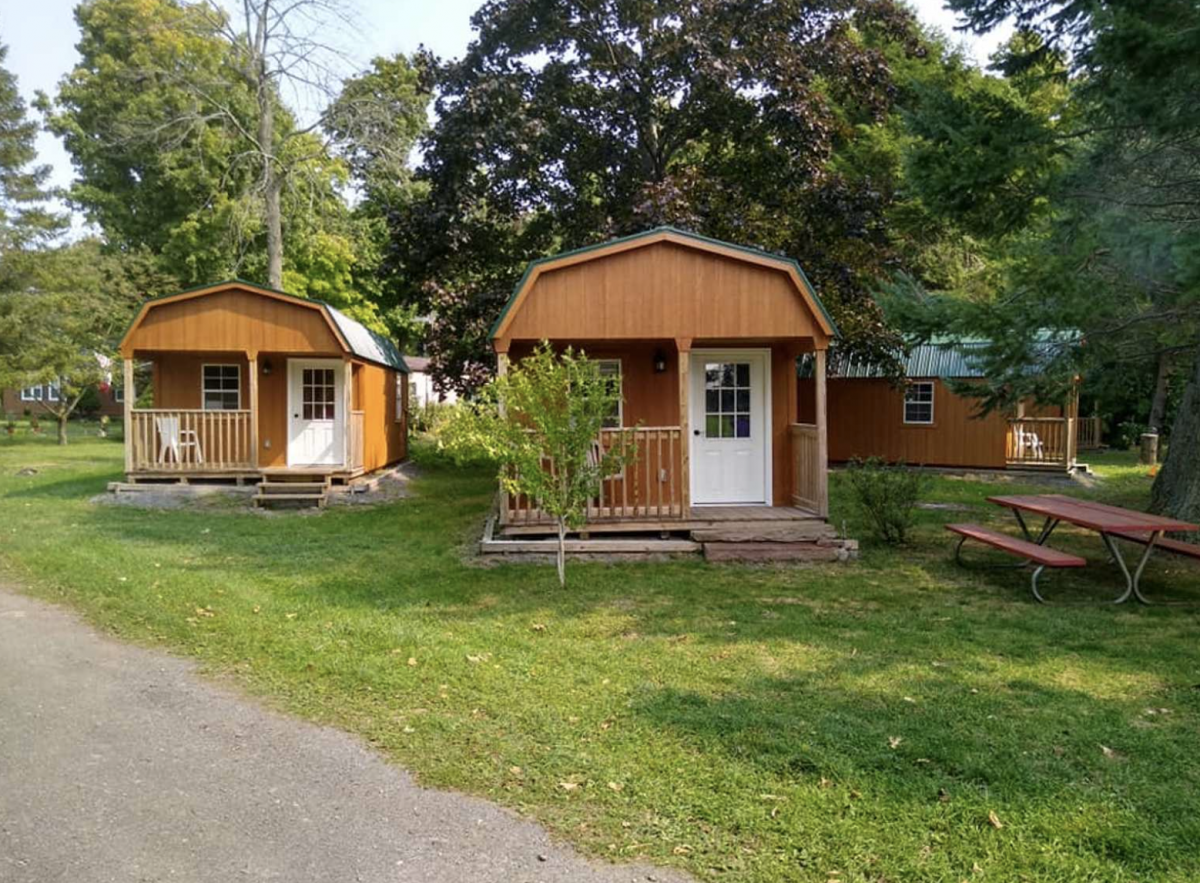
[1017,429,1045,461]
[156,416,203,465]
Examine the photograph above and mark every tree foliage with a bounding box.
[439,343,633,586]
[884,3,1200,518]
[0,240,174,443]
[393,0,939,394]
[0,41,65,251]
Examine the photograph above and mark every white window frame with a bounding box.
[596,359,623,429]
[20,383,59,402]
[395,376,406,424]
[201,363,242,411]
[114,386,124,403]
[904,380,935,425]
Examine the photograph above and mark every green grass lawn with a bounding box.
[2,431,1198,882]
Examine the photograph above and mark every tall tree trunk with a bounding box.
[255,48,283,290]
[1148,352,1171,434]
[56,412,68,446]
[1150,352,1200,521]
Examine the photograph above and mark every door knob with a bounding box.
[693,429,701,436]
[293,413,299,418]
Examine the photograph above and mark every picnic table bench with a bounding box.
[949,494,1199,604]
[946,523,1087,602]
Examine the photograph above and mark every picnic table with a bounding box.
[985,494,1199,604]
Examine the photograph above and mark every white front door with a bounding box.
[287,359,344,466]
[690,350,770,505]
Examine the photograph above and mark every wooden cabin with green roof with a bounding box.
[118,281,408,501]
[796,339,1099,471]
[489,227,839,544]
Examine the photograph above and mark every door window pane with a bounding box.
[703,361,752,438]
[302,368,336,421]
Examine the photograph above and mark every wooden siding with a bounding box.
[150,353,405,471]
[509,339,802,507]
[797,377,1072,469]
[499,242,824,346]
[353,361,407,472]
[124,287,343,357]
[799,377,1010,469]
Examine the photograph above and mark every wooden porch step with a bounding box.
[254,476,330,509]
[257,481,330,493]
[703,541,855,563]
[690,521,837,543]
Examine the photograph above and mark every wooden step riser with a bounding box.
[703,540,858,563]
[691,523,838,543]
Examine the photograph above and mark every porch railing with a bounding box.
[790,423,821,513]
[1006,417,1077,469]
[349,410,365,472]
[129,409,253,472]
[1077,415,1103,450]
[502,426,684,525]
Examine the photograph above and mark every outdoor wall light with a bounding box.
[653,349,667,373]
[261,359,273,376]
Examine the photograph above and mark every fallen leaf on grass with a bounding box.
[285,612,297,620]
[194,607,215,618]
[888,736,903,749]
[819,777,833,789]
[987,810,1004,830]
[557,781,581,792]
[607,781,624,792]
[407,657,418,667]
[672,845,691,856]
[937,788,950,803]
[531,623,546,632]
[252,605,261,614]
[1100,744,1126,762]
[466,653,491,663]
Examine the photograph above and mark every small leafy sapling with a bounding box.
[440,342,635,586]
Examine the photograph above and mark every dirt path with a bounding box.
[0,585,686,883]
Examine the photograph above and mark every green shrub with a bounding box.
[843,457,928,544]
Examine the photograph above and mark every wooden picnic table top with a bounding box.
[986,493,1199,535]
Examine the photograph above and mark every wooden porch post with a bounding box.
[676,338,692,516]
[123,357,134,475]
[496,348,510,525]
[815,347,829,518]
[247,352,259,468]
[342,359,353,468]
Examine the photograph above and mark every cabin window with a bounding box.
[596,359,623,429]
[904,381,935,425]
[396,376,406,424]
[202,364,241,410]
[20,383,59,402]
[113,386,124,403]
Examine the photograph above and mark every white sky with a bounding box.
[2,0,1012,213]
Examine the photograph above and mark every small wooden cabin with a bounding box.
[797,341,1095,471]
[118,281,408,486]
[490,227,836,536]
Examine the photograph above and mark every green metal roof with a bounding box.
[801,333,1080,380]
[831,339,990,379]
[488,226,840,340]
[126,279,408,373]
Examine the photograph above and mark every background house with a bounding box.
[797,339,1098,471]
[405,356,458,408]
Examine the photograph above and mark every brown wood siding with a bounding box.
[354,361,406,471]
[509,339,798,507]
[502,242,821,344]
[125,287,343,356]
[799,377,1010,469]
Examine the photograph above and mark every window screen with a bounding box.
[904,381,934,424]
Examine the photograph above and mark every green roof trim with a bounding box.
[487,226,841,340]
[124,279,408,373]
